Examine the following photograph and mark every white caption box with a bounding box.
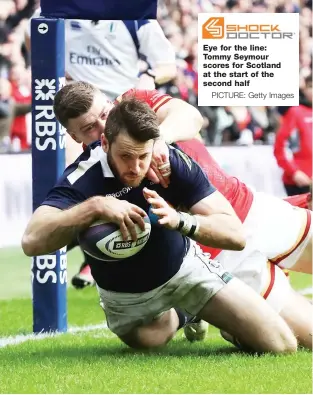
[198,13,299,106]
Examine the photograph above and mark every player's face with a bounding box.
[102,132,154,187]
[67,92,114,145]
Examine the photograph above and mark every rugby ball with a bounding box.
[78,217,151,262]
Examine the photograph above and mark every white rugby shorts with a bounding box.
[216,191,311,312]
[97,242,233,336]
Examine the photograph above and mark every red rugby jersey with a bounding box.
[274,104,312,185]
[177,139,254,259]
[114,89,172,112]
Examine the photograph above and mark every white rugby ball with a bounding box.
[78,217,151,262]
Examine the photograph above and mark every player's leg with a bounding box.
[97,281,196,349]
[97,243,296,353]
[280,290,312,349]
[219,262,312,350]
[282,195,312,277]
[174,246,297,353]
[185,194,312,344]
[95,241,214,349]
[288,235,312,275]
[120,308,209,348]
[119,309,178,349]
[71,259,95,289]
[272,199,312,275]
[196,279,297,353]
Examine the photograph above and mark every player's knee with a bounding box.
[120,329,174,350]
[266,320,298,353]
[265,320,298,354]
[279,290,312,350]
[136,328,175,349]
[136,311,177,348]
[274,332,298,354]
[119,311,177,349]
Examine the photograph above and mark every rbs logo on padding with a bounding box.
[34,78,66,151]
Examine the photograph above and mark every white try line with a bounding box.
[0,323,109,349]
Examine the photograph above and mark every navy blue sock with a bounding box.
[174,308,193,329]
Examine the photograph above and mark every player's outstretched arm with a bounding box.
[156,99,203,144]
[188,191,246,251]
[21,199,99,257]
[22,196,147,257]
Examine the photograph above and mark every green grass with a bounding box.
[0,247,83,300]
[0,247,312,394]
[0,331,311,394]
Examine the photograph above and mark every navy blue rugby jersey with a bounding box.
[42,141,216,292]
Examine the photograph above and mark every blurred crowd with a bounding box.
[0,0,312,152]
[157,0,312,145]
[0,0,37,152]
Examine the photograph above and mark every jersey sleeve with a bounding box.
[115,88,173,113]
[41,181,87,211]
[169,147,216,210]
[40,151,93,210]
[136,20,176,68]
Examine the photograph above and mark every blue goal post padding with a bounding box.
[31,18,67,334]
[40,0,158,20]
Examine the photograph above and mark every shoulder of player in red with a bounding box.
[114,88,173,113]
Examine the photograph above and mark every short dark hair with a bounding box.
[53,81,99,128]
[104,98,160,144]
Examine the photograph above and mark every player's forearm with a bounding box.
[194,214,245,250]
[153,64,177,85]
[22,199,98,256]
[159,101,203,144]
[177,212,246,251]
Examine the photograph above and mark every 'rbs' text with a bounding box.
[32,247,67,285]
[34,78,66,151]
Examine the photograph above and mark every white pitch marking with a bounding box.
[0,323,109,349]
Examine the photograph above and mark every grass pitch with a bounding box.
[0,247,312,394]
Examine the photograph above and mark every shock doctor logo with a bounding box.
[202,17,224,39]
[202,17,294,39]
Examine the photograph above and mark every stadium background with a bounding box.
[1,0,312,247]
[0,0,312,393]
